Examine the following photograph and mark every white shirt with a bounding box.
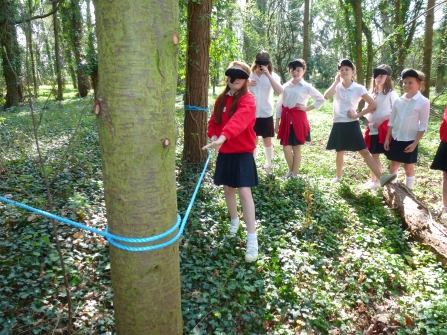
[388,91,430,141]
[333,81,368,123]
[275,79,326,118]
[365,90,399,135]
[249,72,281,118]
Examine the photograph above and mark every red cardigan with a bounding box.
[277,106,310,144]
[364,119,390,149]
[440,105,447,142]
[207,93,256,154]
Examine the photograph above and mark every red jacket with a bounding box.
[277,106,310,144]
[440,105,447,142]
[207,93,256,154]
[364,119,390,149]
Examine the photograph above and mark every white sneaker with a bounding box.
[331,177,341,183]
[380,174,397,187]
[370,182,381,190]
[245,241,258,263]
[229,220,240,236]
[285,171,293,179]
[359,180,374,189]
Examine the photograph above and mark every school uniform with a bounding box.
[364,90,399,154]
[326,81,368,152]
[430,106,447,172]
[385,91,430,164]
[207,92,258,188]
[249,72,281,138]
[276,79,325,146]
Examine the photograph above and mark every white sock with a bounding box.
[406,176,415,189]
[264,146,273,167]
[253,147,258,159]
[231,218,239,226]
[247,233,257,243]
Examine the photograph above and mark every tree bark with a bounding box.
[0,0,21,108]
[422,0,435,98]
[383,184,447,266]
[93,1,182,334]
[182,0,211,164]
[302,0,310,62]
[53,1,63,101]
[349,0,363,86]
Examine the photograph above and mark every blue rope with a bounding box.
[0,151,213,252]
[184,105,210,112]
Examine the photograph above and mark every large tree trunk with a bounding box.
[302,0,310,62]
[93,1,182,334]
[422,0,435,98]
[182,0,211,164]
[0,0,21,108]
[349,0,364,86]
[53,1,63,101]
[383,184,447,266]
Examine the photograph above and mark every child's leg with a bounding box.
[370,153,381,182]
[283,145,294,172]
[224,185,238,220]
[389,160,401,175]
[238,187,256,234]
[443,171,447,208]
[336,151,345,179]
[292,145,302,175]
[359,149,383,180]
[263,137,273,168]
[403,163,415,189]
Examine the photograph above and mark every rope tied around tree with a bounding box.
[184,105,210,112]
[0,150,214,252]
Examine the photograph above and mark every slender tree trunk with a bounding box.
[302,0,310,62]
[349,0,363,86]
[435,9,446,94]
[93,1,182,334]
[25,1,38,98]
[53,1,63,100]
[422,0,435,98]
[182,0,211,164]
[362,21,373,89]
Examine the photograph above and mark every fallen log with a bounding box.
[383,183,447,266]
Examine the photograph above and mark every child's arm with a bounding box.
[323,74,340,99]
[348,93,377,119]
[384,125,393,151]
[404,131,424,153]
[264,70,283,95]
[296,86,326,112]
[202,135,226,151]
[404,99,431,152]
[275,93,284,133]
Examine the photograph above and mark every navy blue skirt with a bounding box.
[254,116,274,138]
[369,135,386,154]
[384,140,418,164]
[326,121,366,152]
[430,141,447,172]
[280,124,311,146]
[214,152,259,188]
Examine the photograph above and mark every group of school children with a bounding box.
[202,51,447,263]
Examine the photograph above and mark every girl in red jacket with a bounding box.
[202,61,259,263]
[430,105,447,213]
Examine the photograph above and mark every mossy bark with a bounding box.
[94,1,182,334]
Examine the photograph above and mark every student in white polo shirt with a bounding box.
[249,51,283,173]
[384,68,430,190]
[324,59,396,187]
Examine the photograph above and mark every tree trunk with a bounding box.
[362,21,373,89]
[302,0,310,62]
[53,1,63,100]
[383,184,447,266]
[0,0,21,108]
[93,1,182,334]
[182,0,211,164]
[422,0,435,98]
[349,0,363,86]
[25,1,38,98]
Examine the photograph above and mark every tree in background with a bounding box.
[182,0,211,164]
[435,5,447,94]
[52,0,63,100]
[93,0,182,333]
[422,0,435,98]
[0,0,22,108]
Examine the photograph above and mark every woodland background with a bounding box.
[1,0,447,334]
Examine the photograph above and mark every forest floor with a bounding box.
[1,86,447,335]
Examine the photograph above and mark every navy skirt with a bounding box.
[326,121,366,152]
[254,116,275,138]
[214,152,259,188]
[384,140,418,164]
[369,135,386,154]
[430,141,447,172]
[280,124,311,146]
